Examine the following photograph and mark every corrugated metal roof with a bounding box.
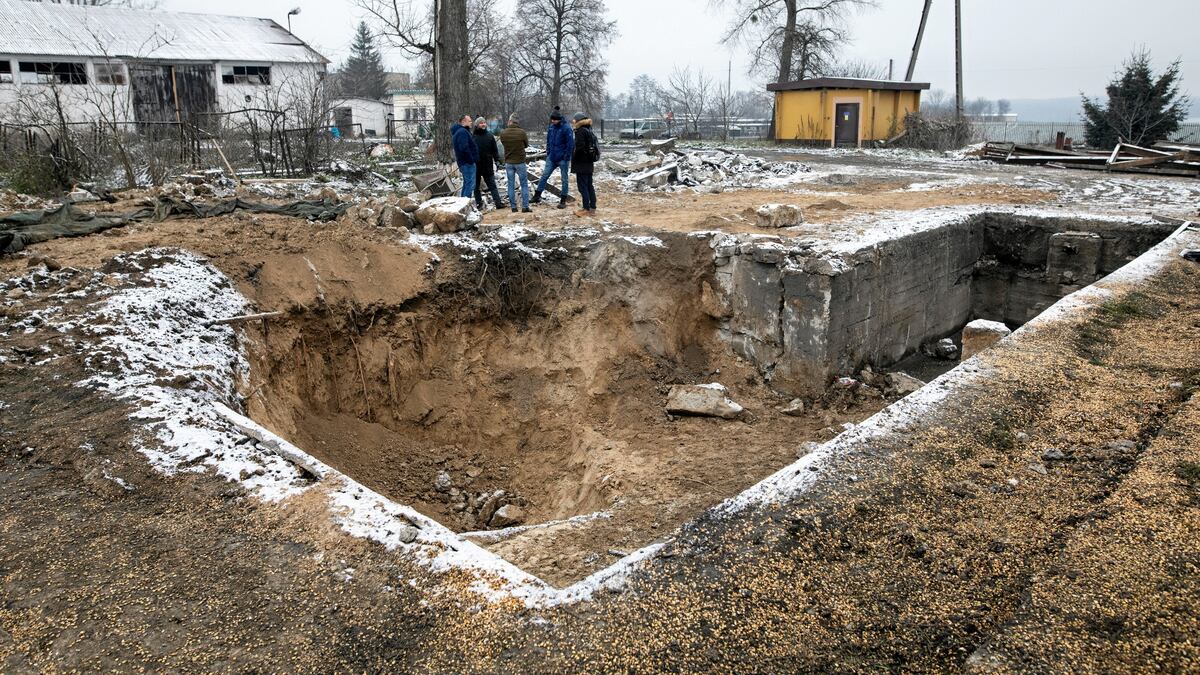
[0,0,328,64]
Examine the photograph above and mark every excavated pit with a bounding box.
[239,212,1176,586]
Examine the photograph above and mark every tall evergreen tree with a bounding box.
[1082,50,1189,147]
[340,21,388,100]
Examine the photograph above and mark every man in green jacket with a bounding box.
[498,114,533,213]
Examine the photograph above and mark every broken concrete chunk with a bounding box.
[924,338,959,361]
[755,203,804,228]
[885,372,925,396]
[414,196,480,233]
[781,399,806,416]
[961,319,1012,359]
[665,383,744,419]
[397,525,419,544]
[489,504,526,528]
[397,194,421,212]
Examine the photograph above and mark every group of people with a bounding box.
[449,106,600,217]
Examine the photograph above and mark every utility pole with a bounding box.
[905,0,933,81]
[954,0,964,119]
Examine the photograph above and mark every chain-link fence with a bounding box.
[0,112,384,193]
[972,121,1200,147]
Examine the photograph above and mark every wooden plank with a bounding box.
[525,166,576,201]
[1107,143,1123,166]
[1109,151,1186,169]
[212,402,326,480]
[204,310,283,327]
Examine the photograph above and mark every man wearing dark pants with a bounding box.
[531,107,573,209]
[472,116,505,209]
[450,114,478,199]
[570,112,599,216]
[498,114,532,213]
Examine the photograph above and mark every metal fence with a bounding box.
[0,113,380,192]
[973,121,1200,146]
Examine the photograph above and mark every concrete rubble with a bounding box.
[755,204,804,228]
[602,146,810,193]
[962,319,1013,359]
[414,196,481,234]
[665,383,745,419]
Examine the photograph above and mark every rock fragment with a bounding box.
[755,203,804,228]
[961,319,1012,359]
[414,196,480,233]
[665,383,745,419]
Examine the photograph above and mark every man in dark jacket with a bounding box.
[570,112,600,216]
[498,113,532,213]
[531,107,574,209]
[450,114,478,199]
[472,116,505,209]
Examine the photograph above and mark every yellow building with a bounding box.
[768,77,929,147]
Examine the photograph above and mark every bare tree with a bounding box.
[714,0,874,83]
[659,66,713,137]
[714,81,746,141]
[511,0,617,113]
[357,0,477,161]
[821,58,888,79]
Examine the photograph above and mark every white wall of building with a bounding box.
[0,55,326,128]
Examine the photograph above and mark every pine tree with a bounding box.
[340,21,387,100]
[1082,50,1189,148]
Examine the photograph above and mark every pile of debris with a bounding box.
[431,468,528,531]
[336,192,481,235]
[603,147,810,193]
[0,190,54,214]
[982,140,1200,178]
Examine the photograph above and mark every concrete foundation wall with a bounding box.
[709,211,1177,396]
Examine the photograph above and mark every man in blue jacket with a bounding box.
[451,114,479,199]
[531,107,574,209]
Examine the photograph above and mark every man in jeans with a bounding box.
[498,113,532,212]
[530,107,573,209]
[450,114,478,199]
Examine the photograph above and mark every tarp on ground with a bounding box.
[0,197,351,255]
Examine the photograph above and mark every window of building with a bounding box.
[18,61,87,85]
[221,65,271,85]
[0,61,12,84]
[94,62,127,86]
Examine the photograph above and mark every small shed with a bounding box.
[331,97,392,138]
[767,77,930,147]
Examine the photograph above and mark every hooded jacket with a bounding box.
[473,126,501,169]
[571,118,599,174]
[450,123,478,166]
[545,120,575,164]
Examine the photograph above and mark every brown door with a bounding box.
[129,62,217,132]
[834,102,860,147]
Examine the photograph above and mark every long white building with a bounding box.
[0,0,329,126]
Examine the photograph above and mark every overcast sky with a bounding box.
[157,0,1198,102]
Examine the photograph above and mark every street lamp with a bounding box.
[287,7,300,33]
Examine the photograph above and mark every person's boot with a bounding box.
[574,208,589,217]
[530,190,542,204]
[521,207,532,213]
[557,199,567,209]
[511,206,518,213]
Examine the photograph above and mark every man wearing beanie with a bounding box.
[570,112,600,216]
[498,113,533,213]
[472,116,505,210]
[531,106,573,209]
